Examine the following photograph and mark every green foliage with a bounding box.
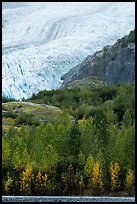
[41,144,60,172]
[4,110,17,118]
[2,83,135,196]
[113,84,135,123]
[14,112,40,126]
[2,96,16,103]
[122,109,132,128]
[68,121,81,160]
[15,112,34,125]
[2,137,11,167]
[26,84,123,121]
[119,30,135,48]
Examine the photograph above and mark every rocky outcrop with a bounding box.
[61,30,135,88]
[60,76,107,89]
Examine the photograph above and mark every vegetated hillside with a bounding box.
[61,30,135,88]
[27,83,135,123]
[60,76,107,89]
[2,83,135,196]
[2,101,63,133]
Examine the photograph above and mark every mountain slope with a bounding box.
[2,101,63,132]
[61,30,135,88]
[2,2,135,99]
[60,76,107,89]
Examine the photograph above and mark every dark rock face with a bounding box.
[61,31,135,88]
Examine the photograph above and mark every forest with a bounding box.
[2,83,135,196]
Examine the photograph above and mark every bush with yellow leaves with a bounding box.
[79,175,85,190]
[35,171,42,194]
[20,166,34,195]
[4,176,13,195]
[109,162,120,191]
[35,171,48,195]
[91,161,103,194]
[126,169,134,192]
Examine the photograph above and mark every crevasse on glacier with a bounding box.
[2,2,135,100]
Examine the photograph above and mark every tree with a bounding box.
[109,162,120,191]
[84,154,94,177]
[4,176,13,195]
[11,142,31,171]
[122,109,132,128]
[68,121,81,162]
[79,116,96,157]
[41,144,59,172]
[20,165,34,195]
[2,137,10,168]
[61,164,74,195]
[78,151,85,168]
[78,175,85,195]
[35,171,48,195]
[125,169,134,195]
[91,161,103,195]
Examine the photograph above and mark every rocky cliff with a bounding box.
[61,30,135,88]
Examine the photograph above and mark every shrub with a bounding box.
[35,171,48,195]
[4,176,13,195]
[91,161,103,194]
[79,175,85,191]
[109,162,120,191]
[84,154,94,177]
[4,110,17,118]
[15,112,34,125]
[125,169,134,191]
[20,166,34,195]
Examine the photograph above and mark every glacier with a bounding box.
[2,2,135,100]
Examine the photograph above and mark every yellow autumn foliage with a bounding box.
[35,171,48,194]
[42,173,48,188]
[79,175,85,190]
[109,162,120,191]
[91,161,103,192]
[35,171,42,192]
[20,166,34,195]
[5,176,13,194]
[126,169,134,189]
[14,162,24,171]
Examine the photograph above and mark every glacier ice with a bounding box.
[2,2,135,100]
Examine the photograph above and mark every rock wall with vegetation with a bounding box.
[61,30,135,88]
